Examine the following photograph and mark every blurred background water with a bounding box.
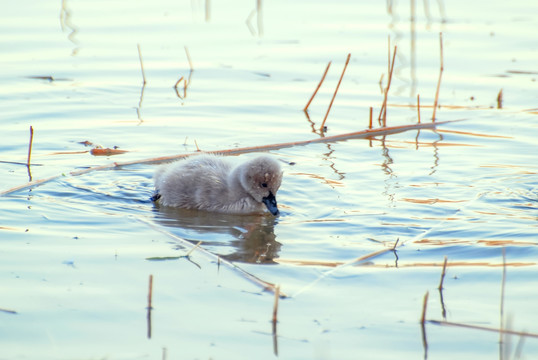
[1,0,537,359]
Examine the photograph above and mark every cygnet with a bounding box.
[152,154,283,215]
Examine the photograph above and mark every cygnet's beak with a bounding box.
[262,192,279,216]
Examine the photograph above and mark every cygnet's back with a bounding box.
[153,155,282,215]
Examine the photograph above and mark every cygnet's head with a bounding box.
[239,156,283,216]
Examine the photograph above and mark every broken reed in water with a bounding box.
[378,45,398,126]
[303,61,331,112]
[432,32,444,120]
[320,53,351,132]
[27,126,34,167]
[137,44,147,85]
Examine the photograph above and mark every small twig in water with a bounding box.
[320,53,351,132]
[379,45,397,127]
[272,284,280,329]
[27,126,34,167]
[497,88,503,109]
[174,76,184,90]
[184,46,193,72]
[147,274,154,310]
[420,291,429,356]
[185,240,202,257]
[369,107,373,129]
[194,139,201,152]
[137,44,147,85]
[432,32,444,121]
[421,291,429,325]
[438,256,448,290]
[27,126,34,181]
[304,61,331,112]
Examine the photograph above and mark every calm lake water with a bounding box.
[1,0,537,359]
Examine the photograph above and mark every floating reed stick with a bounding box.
[304,61,331,112]
[184,46,193,72]
[428,320,538,339]
[27,126,34,167]
[137,44,147,85]
[369,107,373,129]
[320,54,351,132]
[432,32,444,121]
[1,120,457,197]
[378,45,397,127]
[437,256,448,290]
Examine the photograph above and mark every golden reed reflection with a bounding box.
[59,0,79,56]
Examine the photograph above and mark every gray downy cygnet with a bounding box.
[152,155,283,215]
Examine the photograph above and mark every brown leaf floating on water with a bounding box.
[90,148,128,156]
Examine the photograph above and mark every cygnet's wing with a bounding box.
[154,156,231,209]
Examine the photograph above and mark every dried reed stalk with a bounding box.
[27,126,34,167]
[421,291,429,325]
[497,88,503,109]
[319,54,351,132]
[417,94,421,123]
[369,107,373,129]
[174,76,184,90]
[432,32,444,120]
[137,44,147,85]
[421,291,429,354]
[304,61,331,112]
[428,320,538,339]
[0,120,457,197]
[378,46,398,126]
[437,256,448,290]
[184,46,193,72]
[147,274,154,310]
[272,284,280,326]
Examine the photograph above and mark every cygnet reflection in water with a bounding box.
[152,155,283,215]
[154,206,281,264]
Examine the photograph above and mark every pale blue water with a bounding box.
[1,0,537,359]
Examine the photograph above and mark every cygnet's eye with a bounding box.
[261,183,268,188]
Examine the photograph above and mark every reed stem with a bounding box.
[432,32,444,121]
[304,61,331,112]
[320,54,351,132]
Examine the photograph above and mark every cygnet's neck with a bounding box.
[227,165,252,202]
